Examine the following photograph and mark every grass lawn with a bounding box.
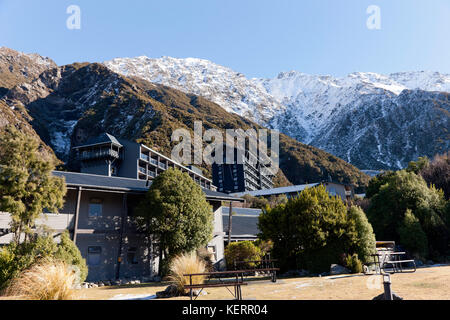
[72,265,450,300]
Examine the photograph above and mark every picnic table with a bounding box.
[369,251,416,274]
[183,270,249,300]
[183,261,280,300]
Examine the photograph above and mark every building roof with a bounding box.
[53,171,243,202]
[231,183,320,198]
[222,207,262,238]
[73,133,123,149]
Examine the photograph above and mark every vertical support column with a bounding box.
[227,201,233,245]
[383,274,393,300]
[72,186,82,244]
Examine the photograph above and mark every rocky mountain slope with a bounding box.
[0,48,58,162]
[105,56,450,170]
[0,47,56,97]
[0,49,369,188]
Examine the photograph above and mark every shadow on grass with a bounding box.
[101,281,172,290]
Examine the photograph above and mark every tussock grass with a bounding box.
[4,259,78,300]
[168,253,206,294]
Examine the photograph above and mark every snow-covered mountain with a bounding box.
[104,56,450,170]
[258,71,450,143]
[104,56,285,125]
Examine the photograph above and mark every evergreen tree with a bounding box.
[0,126,66,244]
[258,185,359,273]
[347,206,376,263]
[398,209,428,259]
[135,168,213,275]
[366,170,448,259]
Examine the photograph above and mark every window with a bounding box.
[89,199,103,217]
[127,247,138,265]
[88,246,102,266]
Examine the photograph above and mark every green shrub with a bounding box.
[224,241,262,270]
[254,239,273,257]
[398,209,428,259]
[55,231,88,283]
[0,246,16,292]
[347,206,376,263]
[258,185,356,273]
[0,233,87,291]
[344,254,363,274]
[0,236,56,291]
[366,170,448,259]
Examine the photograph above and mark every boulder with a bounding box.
[330,264,350,275]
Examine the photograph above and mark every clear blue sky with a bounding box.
[1,0,449,78]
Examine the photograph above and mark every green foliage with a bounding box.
[347,206,376,263]
[0,233,87,290]
[344,254,363,274]
[406,156,430,174]
[0,246,16,291]
[243,195,270,209]
[258,185,360,273]
[0,126,66,244]
[366,170,449,259]
[268,194,288,208]
[135,168,213,276]
[254,239,274,256]
[398,209,428,259]
[224,241,262,270]
[55,231,88,282]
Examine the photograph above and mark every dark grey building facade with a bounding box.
[212,148,275,194]
[0,171,243,282]
[73,133,215,191]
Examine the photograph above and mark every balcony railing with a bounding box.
[159,162,167,169]
[140,153,150,162]
[138,167,147,174]
[79,149,120,161]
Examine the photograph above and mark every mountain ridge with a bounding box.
[105,55,450,170]
[0,48,370,189]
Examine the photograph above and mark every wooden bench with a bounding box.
[184,271,249,300]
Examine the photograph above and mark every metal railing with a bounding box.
[79,149,120,161]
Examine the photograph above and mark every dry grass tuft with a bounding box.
[4,259,79,300]
[168,252,207,294]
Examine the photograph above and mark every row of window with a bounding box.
[87,246,138,266]
[87,246,216,265]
